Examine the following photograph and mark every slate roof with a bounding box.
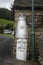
[14,0,43,7]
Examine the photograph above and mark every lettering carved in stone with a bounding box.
[26,13,43,28]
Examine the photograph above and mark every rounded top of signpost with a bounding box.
[19,13,26,21]
[15,13,28,38]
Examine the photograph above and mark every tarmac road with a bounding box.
[0,36,40,65]
[0,36,14,65]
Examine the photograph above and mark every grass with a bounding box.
[0,34,14,39]
[0,18,14,39]
[0,18,14,25]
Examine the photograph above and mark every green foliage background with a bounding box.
[0,8,13,21]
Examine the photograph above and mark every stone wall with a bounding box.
[13,9,43,59]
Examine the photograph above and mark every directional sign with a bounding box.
[16,39,27,61]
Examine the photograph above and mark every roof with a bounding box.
[14,0,43,7]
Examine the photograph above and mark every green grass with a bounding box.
[0,33,14,39]
[0,18,14,25]
[0,18,14,39]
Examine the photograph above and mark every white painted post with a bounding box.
[15,13,28,61]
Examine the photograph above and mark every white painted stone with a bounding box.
[16,39,27,61]
[15,13,28,38]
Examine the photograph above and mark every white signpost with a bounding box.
[16,39,27,61]
[16,13,28,38]
[16,13,28,61]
